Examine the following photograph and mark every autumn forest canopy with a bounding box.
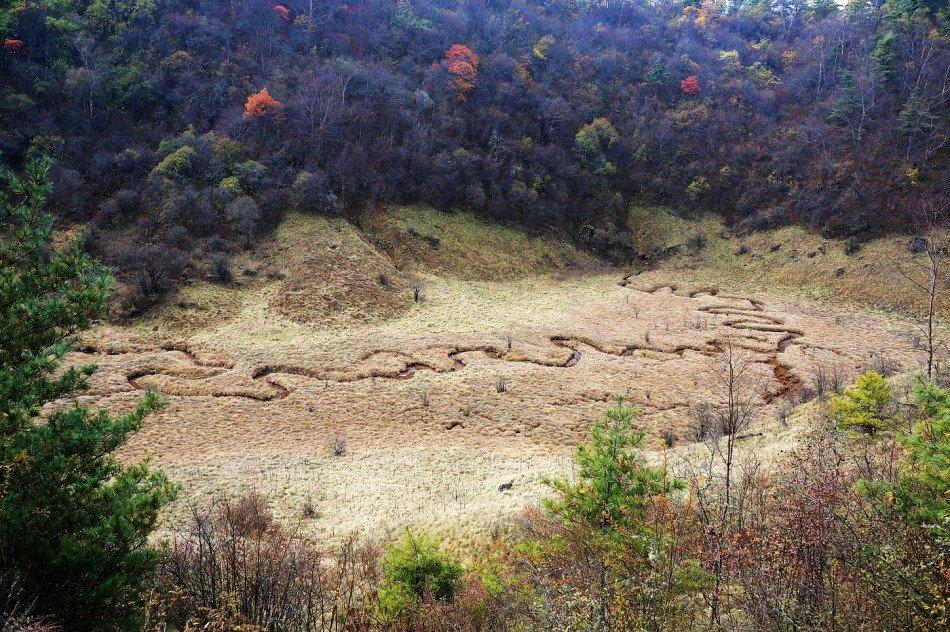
[0,0,947,313]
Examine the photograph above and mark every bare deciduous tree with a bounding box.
[892,203,947,380]
[688,341,767,626]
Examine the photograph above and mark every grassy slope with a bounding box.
[628,206,948,320]
[361,205,595,280]
[135,207,595,338]
[132,203,945,344]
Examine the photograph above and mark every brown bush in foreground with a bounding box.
[733,426,948,630]
[154,494,522,632]
[0,574,60,632]
[382,573,524,632]
[735,432,881,629]
[156,493,380,632]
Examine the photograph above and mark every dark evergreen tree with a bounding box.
[0,159,177,630]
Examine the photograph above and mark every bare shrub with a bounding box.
[811,364,844,401]
[0,573,59,632]
[866,350,900,377]
[113,242,187,315]
[687,341,765,626]
[794,385,816,404]
[890,203,946,380]
[158,494,380,632]
[684,314,707,330]
[301,497,318,519]
[734,431,861,629]
[209,252,233,284]
[690,402,714,441]
[412,278,423,302]
[827,365,844,395]
[776,400,793,426]
[328,435,347,457]
[687,231,708,252]
[495,376,507,393]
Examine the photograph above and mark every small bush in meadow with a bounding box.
[378,532,462,620]
[829,371,894,432]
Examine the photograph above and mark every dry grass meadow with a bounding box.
[61,206,941,549]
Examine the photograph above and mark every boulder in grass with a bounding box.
[909,236,928,253]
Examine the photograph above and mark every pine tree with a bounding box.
[828,69,861,125]
[546,399,680,543]
[393,0,432,31]
[895,379,949,539]
[644,59,669,86]
[809,0,837,20]
[544,400,685,629]
[872,30,897,83]
[0,159,177,630]
[855,377,949,624]
[829,371,894,432]
[898,88,939,134]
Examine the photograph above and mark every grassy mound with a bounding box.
[267,214,413,327]
[362,205,595,280]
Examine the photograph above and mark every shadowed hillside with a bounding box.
[1,0,945,315]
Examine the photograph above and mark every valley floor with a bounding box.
[60,207,940,547]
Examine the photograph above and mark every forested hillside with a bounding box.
[0,0,946,313]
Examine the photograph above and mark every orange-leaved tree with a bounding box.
[243,88,283,120]
[444,44,478,101]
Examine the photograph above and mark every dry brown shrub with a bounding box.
[157,493,380,632]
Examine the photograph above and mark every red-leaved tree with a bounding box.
[680,75,701,95]
[243,88,283,120]
[3,38,23,53]
[444,44,478,101]
[273,4,290,20]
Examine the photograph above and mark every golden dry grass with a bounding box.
[135,282,245,335]
[63,207,945,549]
[628,206,949,318]
[361,205,595,279]
[266,214,413,327]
